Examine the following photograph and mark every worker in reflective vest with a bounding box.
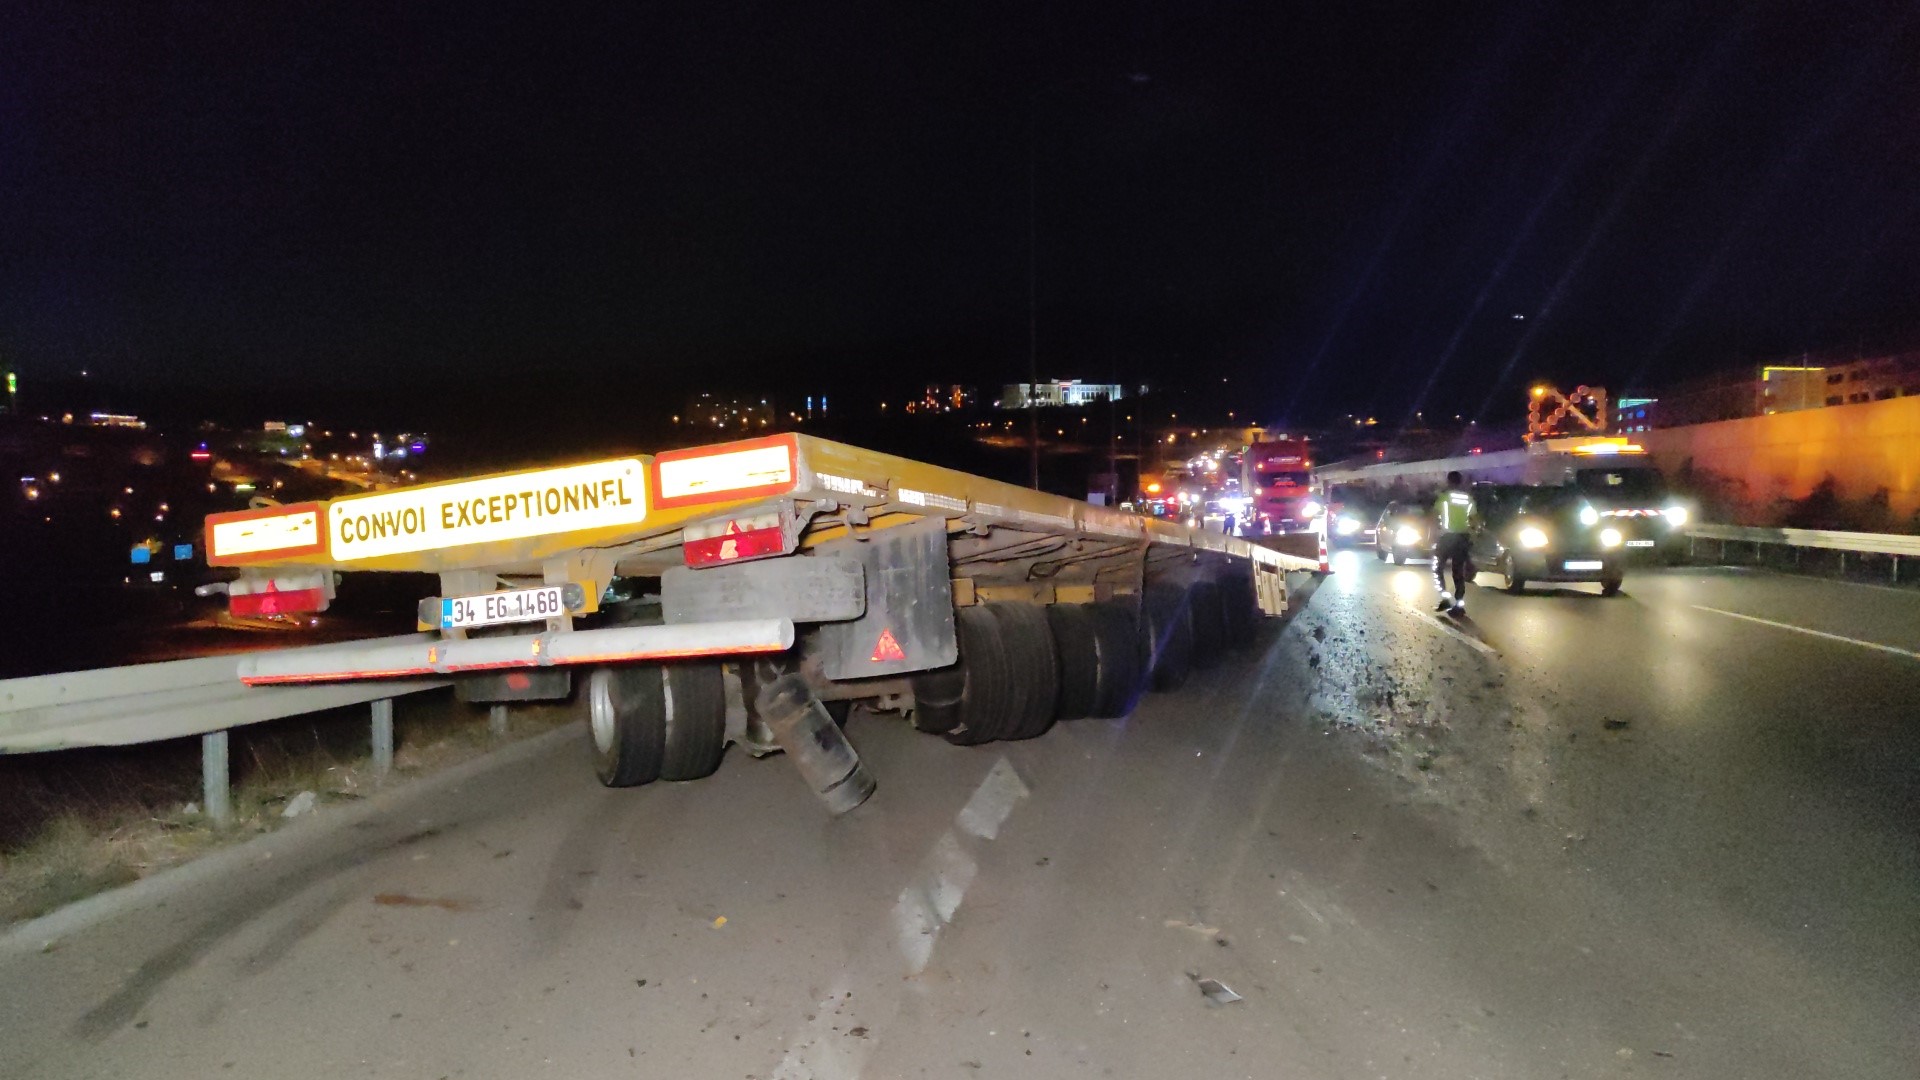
[1431,471,1480,614]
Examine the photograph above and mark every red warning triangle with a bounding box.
[870,627,906,662]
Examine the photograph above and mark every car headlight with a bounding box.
[1578,504,1599,527]
[1301,500,1322,518]
[1395,525,1422,546]
[1599,527,1623,548]
[1336,515,1361,535]
[1518,525,1550,549]
[1662,505,1688,527]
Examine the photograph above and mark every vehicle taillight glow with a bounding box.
[652,434,799,510]
[684,512,789,566]
[228,571,332,617]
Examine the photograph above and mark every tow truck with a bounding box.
[205,434,1313,813]
[1241,436,1319,534]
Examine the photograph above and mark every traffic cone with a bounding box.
[1318,527,1330,573]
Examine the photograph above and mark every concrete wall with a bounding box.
[1642,394,1920,523]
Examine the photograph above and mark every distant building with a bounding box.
[921,385,975,412]
[1817,354,1920,407]
[1653,352,1920,428]
[1614,397,1656,435]
[997,380,1125,409]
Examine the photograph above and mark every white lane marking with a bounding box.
[956,756,1029,839]
[923,830,978,922]
[1416,611,1499,657]
[891,878,942,976]
[774,757,1028,1079]
[1691,605,1920,662]
[890,829,981,975]
[769,983,868,1080]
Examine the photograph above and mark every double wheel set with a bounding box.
[578,573,1264,791]
[908,572,1262,745]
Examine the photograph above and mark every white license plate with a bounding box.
[441,586,566,630]
[1563,560,1604,571]
[1626,539,1656,548]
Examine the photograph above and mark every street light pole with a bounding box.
[1027,114,1041,490]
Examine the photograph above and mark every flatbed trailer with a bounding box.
[206,433,1316,812]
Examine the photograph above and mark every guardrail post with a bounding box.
[202,730,231,828]
[489,702,510,739]
[370,698,394,780]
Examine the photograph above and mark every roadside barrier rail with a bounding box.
[1687,523,1920,582]
[0,635,448,826]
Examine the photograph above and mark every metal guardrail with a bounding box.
[1687,523,1920,557]
[0,634,450,826]
[1688,523,1920,584]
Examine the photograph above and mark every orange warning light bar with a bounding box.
[651,434,799,510]
[205,502,327,565]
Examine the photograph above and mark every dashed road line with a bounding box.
[1416,611,1500,657]
[955,757,1028,840]
[770,756,1030,1080]
[1691,605,1920,662]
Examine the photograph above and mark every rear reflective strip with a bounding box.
[897,488,968,513]
[238,619,795,685]
[239,641,791,685]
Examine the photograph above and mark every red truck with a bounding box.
[1241,437,1320,534]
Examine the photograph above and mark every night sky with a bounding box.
[4,1,1918,428]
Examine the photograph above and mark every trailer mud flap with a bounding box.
[661,555,865,624]
[813,516,958,680]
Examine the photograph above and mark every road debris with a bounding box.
[712,915,728,929]
[372,893,473,912]
[281,791,318,818]
[1164,919,1221,938]
[1603,718,1630,731]
[1191,975,1243,1005]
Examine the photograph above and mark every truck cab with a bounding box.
[1242,438,1318,534]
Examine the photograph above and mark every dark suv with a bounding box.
[1471,484,1625,596]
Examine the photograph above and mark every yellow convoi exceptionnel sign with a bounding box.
[327,458,648,561]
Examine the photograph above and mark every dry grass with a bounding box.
[0,690,576,927]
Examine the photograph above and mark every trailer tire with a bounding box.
[1143,584,1194,692]
[1047,603,1102,721]
[1085,602,1148,718]
[942,605,1019,745]
[912,606,1014,743]
[990,602,1060,740]
[1188,581,1226,667]
[658,663,728,781]
[585,665,667,788]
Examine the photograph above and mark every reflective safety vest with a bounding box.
[1434,490,1475,533]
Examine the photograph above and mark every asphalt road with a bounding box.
[3,557,1916,1079]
